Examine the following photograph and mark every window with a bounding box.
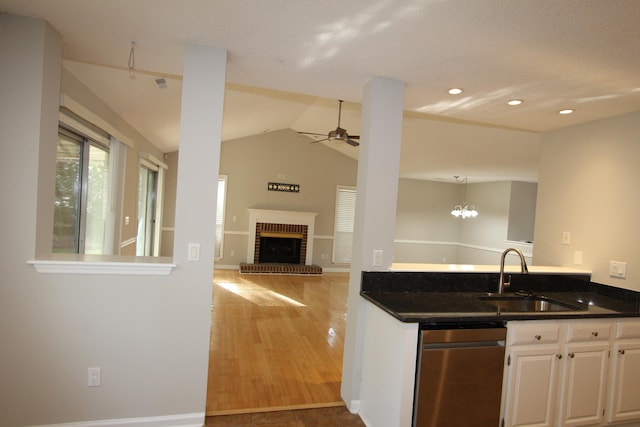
[136,153,167,257]
[332,186,356,263]
[136,163,158,256]
[53,126,111,254]
[215,175,227,259]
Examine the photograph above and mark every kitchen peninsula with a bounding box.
[356,264,640,427]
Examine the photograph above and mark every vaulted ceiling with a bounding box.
[3,0,639,182]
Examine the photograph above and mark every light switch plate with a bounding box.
[188,243,200,261]
[609,261,627,278]
[373,250,383,266]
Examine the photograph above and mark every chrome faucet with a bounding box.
[498,248,529,294]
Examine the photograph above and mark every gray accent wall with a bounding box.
[217,128,358,268]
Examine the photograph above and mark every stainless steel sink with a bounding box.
[479,294,584,313]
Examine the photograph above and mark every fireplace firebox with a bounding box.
[258,232,303,264]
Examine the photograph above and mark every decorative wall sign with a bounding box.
[268,182,300,193]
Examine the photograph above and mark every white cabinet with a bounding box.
[607,319,640,424]
[503,343,562,426]
[558,322,611,427]
[502,320,612,427]
[502,321,562,427]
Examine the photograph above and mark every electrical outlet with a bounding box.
[88,367,101,387]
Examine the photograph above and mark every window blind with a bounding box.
[333,186,356,263]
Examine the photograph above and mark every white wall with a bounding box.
[534,110,640,290]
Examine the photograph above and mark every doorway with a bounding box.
[206,270,350,415]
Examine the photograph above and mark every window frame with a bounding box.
[137,153,167,257]
[55,124,112,254]
[215,175,227,260]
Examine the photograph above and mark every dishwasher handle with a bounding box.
[421,327,507,345]
[423,340,505,351]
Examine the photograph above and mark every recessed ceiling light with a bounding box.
[559,109,574,115]
[507,99,523,106]
[448,88,463,95]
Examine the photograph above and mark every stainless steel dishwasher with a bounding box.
[413,324,507,427]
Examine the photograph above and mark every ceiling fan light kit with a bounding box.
[298,100,360,146]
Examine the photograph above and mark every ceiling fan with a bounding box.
[298,100,360,146]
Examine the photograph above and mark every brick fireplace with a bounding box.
[254,222,307,264]
[240,209,322,274]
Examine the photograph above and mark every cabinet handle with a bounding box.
[568,352,575,358]
[619,349,626,355]
[592,331,599,337]
[534,334,542,341]
[556,354,563,359]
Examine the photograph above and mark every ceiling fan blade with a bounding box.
[300,100,359,146]
[345,138,360,147]
[298,131,327,137]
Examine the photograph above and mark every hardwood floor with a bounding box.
[206,270,351,415]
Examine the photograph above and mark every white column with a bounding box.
[172,45,227,413]
[341,77,405,410]
[173,45,226,273]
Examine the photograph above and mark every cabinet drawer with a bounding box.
[566,321,612,342]
[615,320,640,339]
[508,323,560,345]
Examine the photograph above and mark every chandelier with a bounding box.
[451,176,478,219]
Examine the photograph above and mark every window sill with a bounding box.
[28,254,176,275]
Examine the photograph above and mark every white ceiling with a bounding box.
[2,0,639,182]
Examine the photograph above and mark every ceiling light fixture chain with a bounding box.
[451,175,478,219]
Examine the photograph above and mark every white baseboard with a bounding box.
[30,412,204,427]
[345,399,360,414]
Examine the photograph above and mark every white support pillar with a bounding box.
[341,77,405,411]
[172,45,227,413]
[173,45,226,273]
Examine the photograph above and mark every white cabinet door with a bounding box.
[608,339,640,423]
[503,344,562,427]
[558,341,609,427]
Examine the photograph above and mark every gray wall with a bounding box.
[1,15,213,426]
[394,180,534,265]
[217,128,358,268]
[164,137,533,269]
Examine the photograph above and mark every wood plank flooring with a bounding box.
[206,270,351,415]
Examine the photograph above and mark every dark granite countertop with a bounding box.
[360,271,640,324]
